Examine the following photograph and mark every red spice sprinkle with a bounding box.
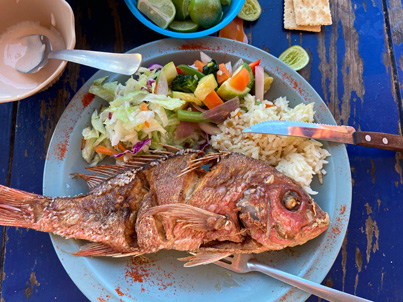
[115,287,124,297]
[179,42,206,50]
[123,257,177,292]
[82,92,95,108]
[340,204,346,215]
[332,226,341,236]
[55,126,72,161]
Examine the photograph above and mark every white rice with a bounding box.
[210,94,330,195]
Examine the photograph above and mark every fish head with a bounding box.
[237,174,330,250]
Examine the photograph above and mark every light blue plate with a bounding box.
[124,0,245,38]
[43,37,351,302]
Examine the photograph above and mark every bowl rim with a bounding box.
[0,0,76,103]
[124,0,246,38]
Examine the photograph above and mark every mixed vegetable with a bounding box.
[81,52,273,166]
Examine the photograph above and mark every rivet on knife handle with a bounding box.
[353,132,403,152]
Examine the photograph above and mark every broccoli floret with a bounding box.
[171,74,198,93]
[203,60,219,77]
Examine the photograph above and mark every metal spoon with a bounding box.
[16,34,142,75]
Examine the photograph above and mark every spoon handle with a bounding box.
[48,50,142,75]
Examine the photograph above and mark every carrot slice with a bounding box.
[144,120,150,128]
[140,103,148,111]
[94,145,119,156]
[194,60,205,72]
[249,59,261,74]
[117,142,127,151]
[217,63,231,85]
[230,68,250,91]
[203,90,224,109]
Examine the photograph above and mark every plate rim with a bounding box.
[43,37,352,302]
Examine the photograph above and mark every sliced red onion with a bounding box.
[144,79,155,92]
[155,71,168,95]
[191,103,208,113]
[200,51,212,64]
[198,122,221,135]
[148,64,163,70]
[175,121,199,140]
[112,138,151,158]
[225,61,233,76]
[232,59,244,73]
[255,65,264,101]
[201,97,240,123]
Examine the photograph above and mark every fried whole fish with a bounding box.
[0,150,329,266]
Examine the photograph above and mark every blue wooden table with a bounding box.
[0,0,402,301]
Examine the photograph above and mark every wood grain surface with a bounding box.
[0,0,402,301]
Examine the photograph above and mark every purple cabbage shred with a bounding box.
[111,138,151,158]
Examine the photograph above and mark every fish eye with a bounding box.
[282,190,301,211]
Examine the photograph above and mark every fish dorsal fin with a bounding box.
[75,149,203,190]
[72,242,142,257]
[72,173,108,189]
[144,203,231,231]
[73,153,170,189]
[178,152,227,177]
[178,252,232,267]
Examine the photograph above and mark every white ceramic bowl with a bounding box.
[0,0,76,103]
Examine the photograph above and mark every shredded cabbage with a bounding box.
[82,67,204,165]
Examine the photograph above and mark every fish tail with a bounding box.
[0,184,40,228]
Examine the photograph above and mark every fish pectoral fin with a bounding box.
[178,252,232,267]
[145,203,230,232]
[72,242,142,257]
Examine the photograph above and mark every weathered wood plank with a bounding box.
[385,0,403,127]
[1,0,402,301]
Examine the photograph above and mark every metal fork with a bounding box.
[214,254,373,302]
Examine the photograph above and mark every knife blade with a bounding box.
[242,121,403,152]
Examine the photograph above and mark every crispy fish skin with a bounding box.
[0,150,329,264]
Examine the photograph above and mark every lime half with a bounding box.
[169,20,199,32]
[237,0,262,22]
[188,0,223,28]
[279,45,310,71]
[137,0,176,29]
[172,0,190,21]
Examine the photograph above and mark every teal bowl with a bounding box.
[124,0,245,38]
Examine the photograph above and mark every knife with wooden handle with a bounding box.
[242,121,403,152]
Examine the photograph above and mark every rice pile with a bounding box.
[210,94,330,195]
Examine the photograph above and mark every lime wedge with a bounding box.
[172,0,190,21]
[237,0,262,22]
[137,0,176,29]
[169,20,199,32]
[279,45,310,71]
